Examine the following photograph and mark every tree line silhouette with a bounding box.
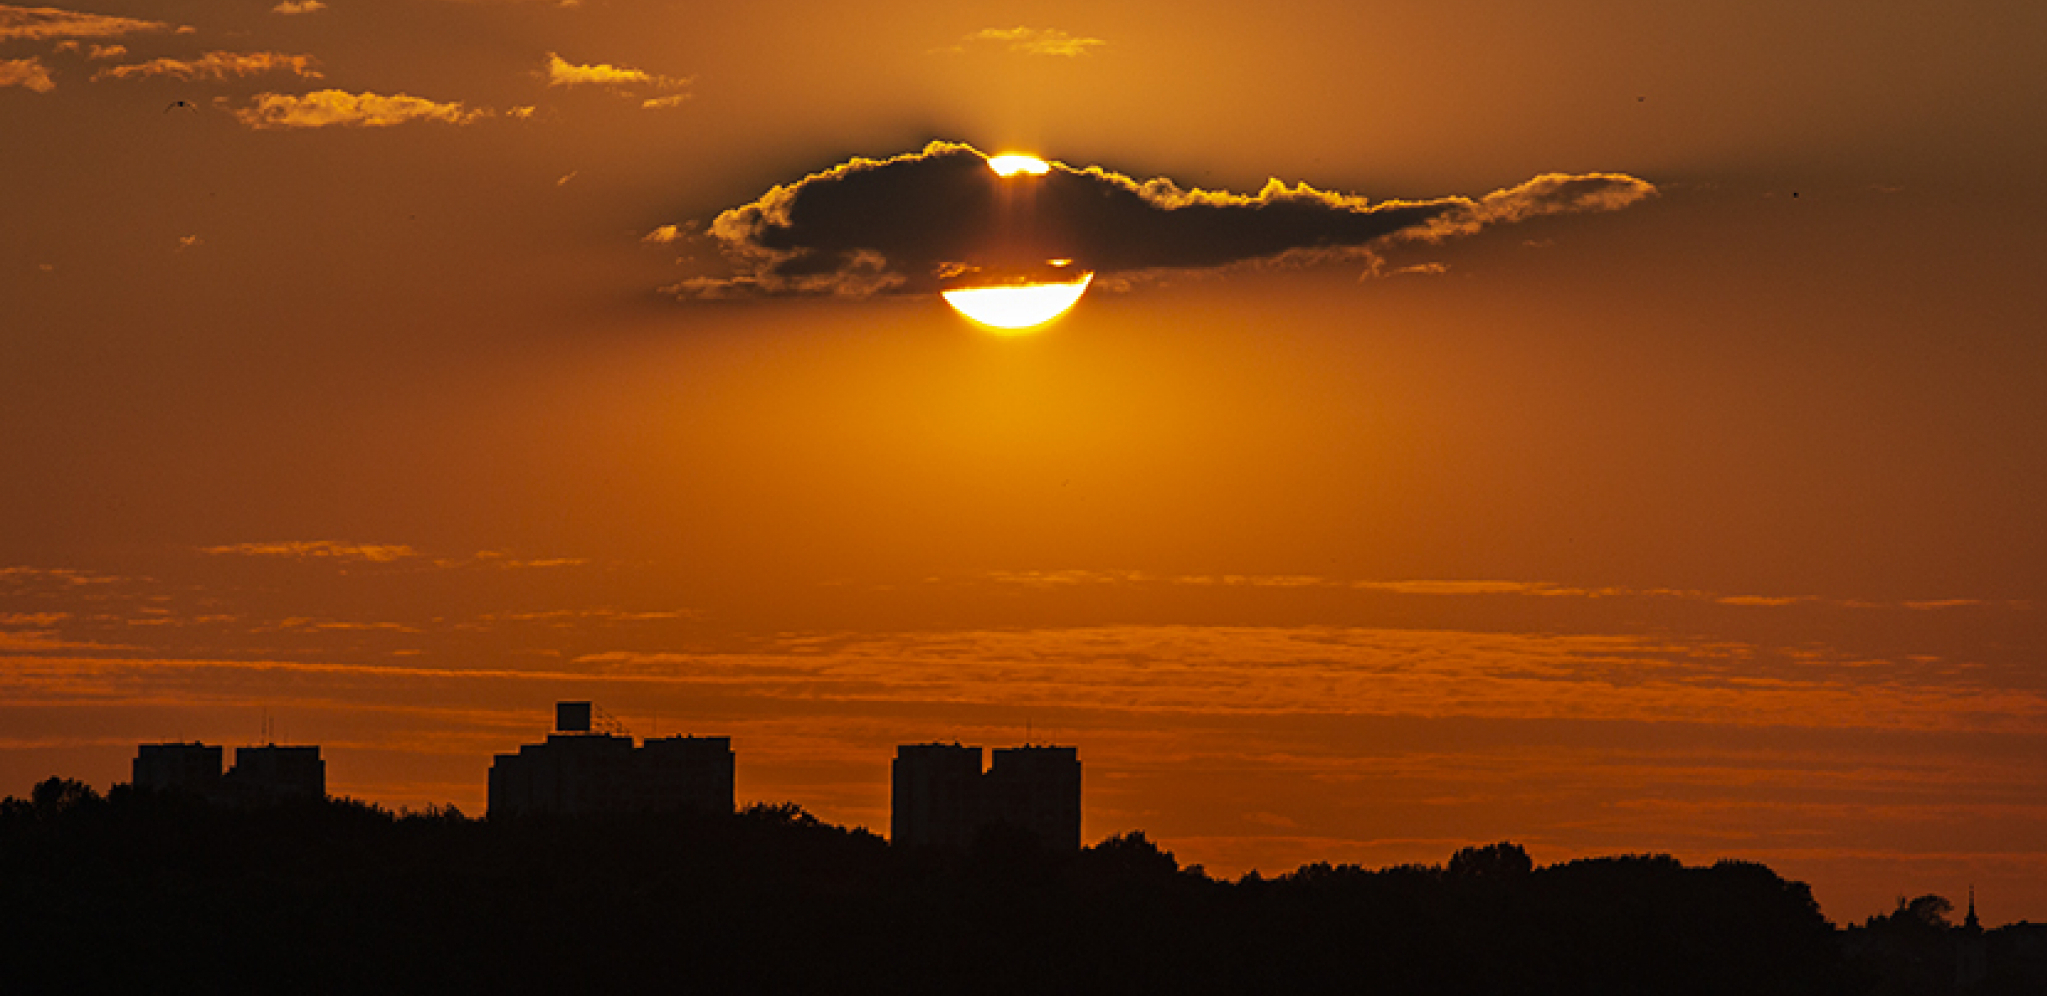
[2,777,2036,995]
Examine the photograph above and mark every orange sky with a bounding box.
[4,0,2044,925]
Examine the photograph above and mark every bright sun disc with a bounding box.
[943,272,1093,332]
[987,153,1051,177]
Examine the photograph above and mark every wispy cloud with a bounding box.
[227,90,488,129]
[270,0,324,13]
[542,52,690,107]
[0,565,135,585]
[969,571,2027,619]
[478,607,693,624]
[467,550,588,570]
[53,40,124,58]
[940,26,1106,57]
[10,623,2034,736]
[546,52,662,87]
[0,4,170,41]
[0,55,53,91]
[94,50,321,82]
[203,540,419,562]
[641,223,690,244]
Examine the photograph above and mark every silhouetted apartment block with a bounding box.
[984,746,1082,852]
[130,741,324,805]
[221,745,326,804]
[132,742,223,794]
[891,742,1082,851]
[891,743,986,850]
[488,703,734,818]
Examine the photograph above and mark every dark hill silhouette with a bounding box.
[0,776,1893,995]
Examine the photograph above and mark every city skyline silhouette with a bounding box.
[5,0,2044,932]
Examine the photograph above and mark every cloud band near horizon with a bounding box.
[665,141,1655,298]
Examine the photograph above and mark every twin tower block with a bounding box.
[488,703,1082,850]
[892,742,1081,852]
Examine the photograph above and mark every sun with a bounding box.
[987,153,1051,177]
[943,272,1093,333]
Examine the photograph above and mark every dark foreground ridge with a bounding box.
[2,778,2036,995]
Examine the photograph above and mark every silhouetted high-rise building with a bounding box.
[637,735,739,812]
[488,703,734,818]
[130,741,324,804]
[984,745,1082,852]
[132,742,223,794]
[221,744,325,804]
[891,743,986,850]
[890,742,1082,851]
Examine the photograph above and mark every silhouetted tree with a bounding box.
[741,800,823,826]
[0,777,1858,996]
[1446,840,1533,880]
[1082,830,1181,879]
[1889,894,1955,930]
[30,776,101,818]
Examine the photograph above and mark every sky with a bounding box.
[4,0,2045,924]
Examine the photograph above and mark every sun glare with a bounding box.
[987,153,1051,177]
[942,272,1093,332]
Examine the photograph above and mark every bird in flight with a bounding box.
[164,100,196,113]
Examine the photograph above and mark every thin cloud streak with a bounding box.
[94,50,321,82]
[228,90,489,129]
[9,624,2038,735]
[203,540,419,561]
[938,26,1107,57]
[0,4,169,41]
[977,569,2030,614]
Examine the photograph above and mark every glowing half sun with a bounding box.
[987,153,1051,177]
[943,272,1094,332]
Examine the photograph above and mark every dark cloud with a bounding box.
[665,141,1655,298]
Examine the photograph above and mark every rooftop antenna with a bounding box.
[591,702,633,740]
